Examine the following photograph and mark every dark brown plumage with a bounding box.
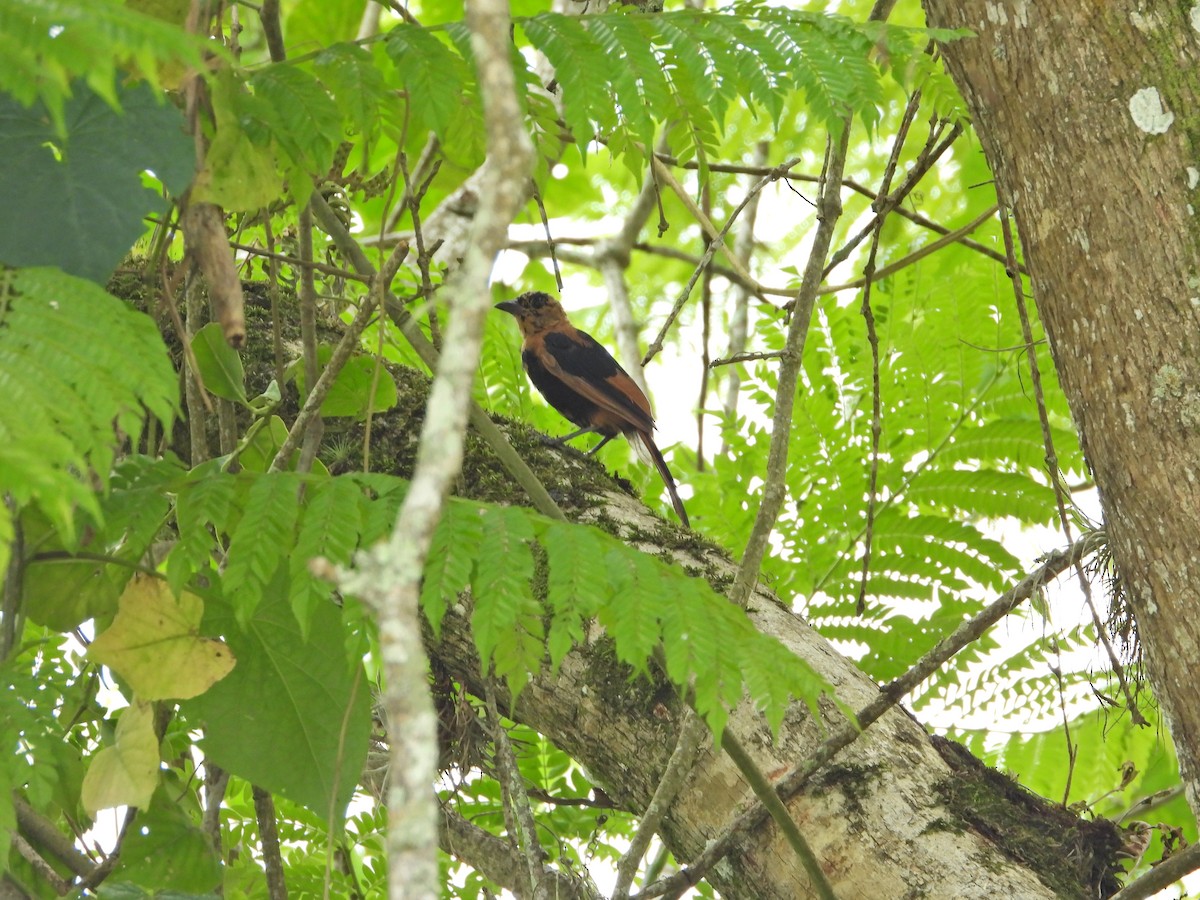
[496,291,689,528]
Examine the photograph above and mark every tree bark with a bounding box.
[923,1,1200,813]
[429,463,1115,898]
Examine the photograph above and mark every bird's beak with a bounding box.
[494,300,520,316]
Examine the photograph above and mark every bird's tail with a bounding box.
[629,430,690,529]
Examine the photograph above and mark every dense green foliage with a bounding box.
[0,0,1185,896]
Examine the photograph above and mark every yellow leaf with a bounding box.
[81,701,159,814]
[89,576,236,701]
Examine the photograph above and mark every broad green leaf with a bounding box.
[0,80,192,282]
[184,567,371,822]
[81,700,159,814]
[89,576,236,701]
[191,322,247,404]
[0,0,207,132]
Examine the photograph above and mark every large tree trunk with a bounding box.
[923,1,1200,812]
[431,448,1114,897]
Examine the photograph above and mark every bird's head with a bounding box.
[495,291,570,335]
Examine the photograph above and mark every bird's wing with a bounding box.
[534,329,655,433]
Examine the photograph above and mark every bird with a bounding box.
[495,291,690,528]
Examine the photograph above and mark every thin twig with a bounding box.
[485,686,549,896]
[531,180,563,291]
[652,153,1020,272]
[12,832,71,895]
[13,796,94,880]
[202,764,229,857]
[268,244,407,473]
[254,787,289,900]
[816,121,964,287]
[997,204,1146,725]
[643,156,803,366]
[709,350,783,368]
[855,87,925,614]
[263,219,287,389]
[296,205,324,474]
[720,141,768,456]
[259,0,285,61]
[719,732,838,900]
[398,149,444,347]
[1050,661,1078,806]
[727,127,851,610]
[612,711,709,900]
[648,156,764,304]
[821,205,999,294]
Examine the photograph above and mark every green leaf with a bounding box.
[192,68,283,212]
[0,80,192,281]
[191,322,247,404]
[184,567,371,823]
[224,474,303,624]
[250,62,342,178]
[316,356,398,419]
[290,476,364,636]
[313,43,387,139]
[421,500,484,637]
[471,505,542,698]
[385,24,470,141]
[0,268,177,547]
[0,0,208,132]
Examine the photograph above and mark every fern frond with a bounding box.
[0,0,208,132]
[470,505,542,698]
[224,473,303,623]
[385,23,473,142]
[0,269,176,547]
[290,477,364,638]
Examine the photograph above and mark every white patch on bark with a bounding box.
[1191,2,1200,32]
[1129,10,1162,31]
[1188,167,1199,190]
[1070,227,1090,252]
[1129,87,1174,133]
[985,1,1008,25]
[1122,401,1137,430]
[1012,0,1029,26]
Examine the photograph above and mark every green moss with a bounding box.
[930,736,1123,899]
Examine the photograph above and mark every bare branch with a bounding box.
[267,245,406,473]
[728,126,851,610]
[253,787,289,900]
[612,710,709,900]
[485,686,549,897]
[328,0,536,894]
[1110,842,1200,900]
[439,807,603,900]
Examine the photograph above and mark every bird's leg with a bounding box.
[586,435,614,455]
[544,425,598,446]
